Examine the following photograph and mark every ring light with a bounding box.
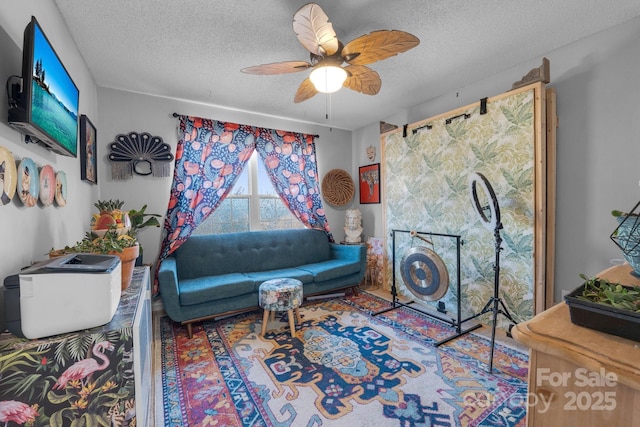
[469,172,500,230]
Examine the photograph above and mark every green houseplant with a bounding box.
[49,227,137,256]
[50,227,139,291]
[127,204,161,238]
[50,200,161,288]
[564,273,640,341]
[89,199,161,265]
[126,204,161,265]
[576,274,640,312]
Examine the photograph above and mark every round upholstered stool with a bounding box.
[258,278,303,338]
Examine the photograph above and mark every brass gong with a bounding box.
[400,246,449,301]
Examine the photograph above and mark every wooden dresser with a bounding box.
[512,264,640,426]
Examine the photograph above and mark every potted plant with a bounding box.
[564,274,640,341]
[127,204,161,237]
[126,204,161,265]
[88,199,161,265]
[611,207,640,277]
[51,200,161,288]
[50,226,139,291]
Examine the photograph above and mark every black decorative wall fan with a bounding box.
[108,132,174,180]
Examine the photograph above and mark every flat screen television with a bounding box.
[7,16,79,157]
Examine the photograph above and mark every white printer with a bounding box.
[3,253,121,339]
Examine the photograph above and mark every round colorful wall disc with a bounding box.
[17,157,39,208]
[55,171,67,207]
[39,164,56,206]
[0,146,17,205]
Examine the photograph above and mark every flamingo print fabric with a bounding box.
[0,274,146,426]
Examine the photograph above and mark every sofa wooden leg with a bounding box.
[352,285,359,296]
[186,323,193,339]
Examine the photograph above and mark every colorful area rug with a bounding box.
[160,292,528,426]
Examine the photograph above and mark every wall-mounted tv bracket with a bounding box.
[6,75,43,146]
[6,75,23,109]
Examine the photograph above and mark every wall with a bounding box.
[1,1,352,333]
[352,16,640,303]
[97,87,354,265]
[0,1,100,332]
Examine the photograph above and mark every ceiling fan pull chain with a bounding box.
[326,92,329,120]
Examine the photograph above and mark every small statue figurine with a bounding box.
[344,208,363,243]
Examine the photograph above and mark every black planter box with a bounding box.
[564,282,640,342]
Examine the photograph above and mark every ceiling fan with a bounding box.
[241,3,420,103]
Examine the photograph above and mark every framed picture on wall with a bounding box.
[80,115,97,184]
[359,163,380,204]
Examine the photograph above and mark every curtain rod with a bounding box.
[172,112,319,138]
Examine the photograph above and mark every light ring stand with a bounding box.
[463,171,516,373]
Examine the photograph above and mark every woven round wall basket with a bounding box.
[321,169,355,206]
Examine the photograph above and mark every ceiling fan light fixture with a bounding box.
[242,3,419,103]
[310,65,347,93]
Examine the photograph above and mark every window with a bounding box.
[193,152,304,235]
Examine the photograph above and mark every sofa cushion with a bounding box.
[179,274,255,306]
[245,268,314,285]
[298,259,362,282]
[173,229,332,279]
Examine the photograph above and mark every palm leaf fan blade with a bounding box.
[342,30,420,65]
[293,3,339,57]
[294,78,319,103]
[343,65,381,95]
[241,61,312,75]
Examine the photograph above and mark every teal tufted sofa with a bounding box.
[158,228,366,337]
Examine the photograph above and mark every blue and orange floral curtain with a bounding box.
[154,115,332,294]
[254,128,332,237]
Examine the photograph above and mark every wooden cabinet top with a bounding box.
[512,264,640,391]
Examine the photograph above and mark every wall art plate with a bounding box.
[39,164,56,206]
[0,146,17,205]
[17,157,39,208]
[55,171,67,207]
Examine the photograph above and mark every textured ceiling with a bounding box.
[53,0,640,131]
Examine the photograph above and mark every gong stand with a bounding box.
[373,229,482,347]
